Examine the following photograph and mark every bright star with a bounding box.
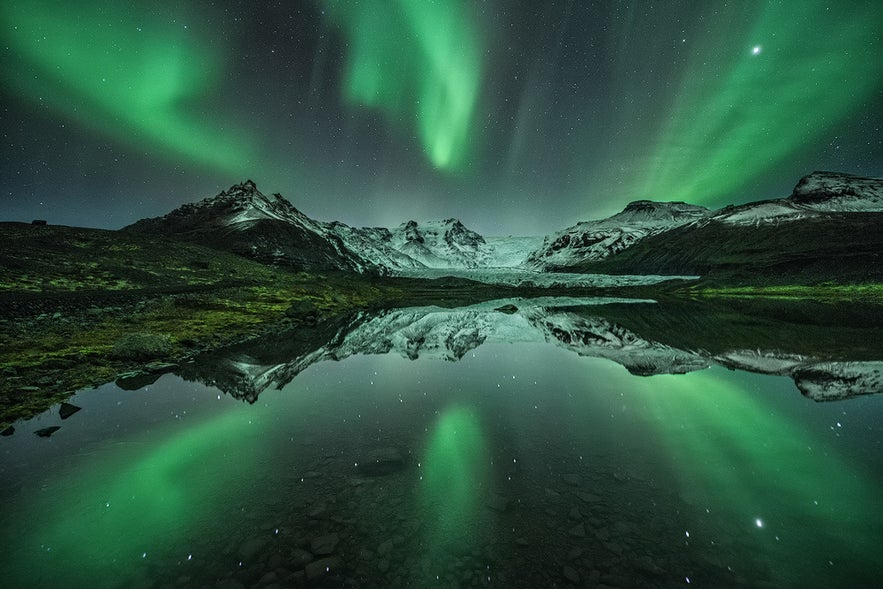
[752,45,762,55]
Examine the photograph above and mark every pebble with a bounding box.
[486,493,509,512]
[310,533,339,556]
[304,556,343,581]
[238,537,268,562]
[563,566,581,583]
[289,547,314,569]
[576,492,602,503]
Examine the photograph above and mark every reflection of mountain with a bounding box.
[174,298,883,403]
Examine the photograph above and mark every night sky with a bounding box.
[2,0,881,235]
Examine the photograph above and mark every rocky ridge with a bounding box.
[125,171,882,275]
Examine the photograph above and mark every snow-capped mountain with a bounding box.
[712,171,883,226]
[384,219,494,268]
[124,180,541,273]
[123,180,380,273]
[123,171,881,277]
[525,200,710,271]
[172,301,882,403]
[526,171,883,274]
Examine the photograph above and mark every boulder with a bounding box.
[110,333,172,360]
[285,300,319,324]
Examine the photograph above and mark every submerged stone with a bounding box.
[1,426,14,436]
[289,547,314,569]
[305,556,343,581]
[563,566,581,583]
[34,426,61,438]
[310,533,339,556]
[59,402,81,420]
[494,304,518,314]
[115,371,162,391]
[356,447,406,476]
[238,536,268,562]
[486,493,509,512]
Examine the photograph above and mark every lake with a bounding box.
[1,297,882,588]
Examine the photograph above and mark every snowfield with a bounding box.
[394,267,698,287]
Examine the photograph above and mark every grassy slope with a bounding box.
[570,213,883,286]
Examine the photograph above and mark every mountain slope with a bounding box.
[526,200,710,271]
[557,172,883,282]
[712,171,883,226]
[123,180,378,273]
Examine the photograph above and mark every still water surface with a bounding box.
[1,299,882,588]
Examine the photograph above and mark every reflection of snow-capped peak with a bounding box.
[793,362,883,402]
[182,302,883,405]
[523,309,711,376]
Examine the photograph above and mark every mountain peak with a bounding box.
[609,200,710,225]
[790,171,882,204]
[218,179,260,198]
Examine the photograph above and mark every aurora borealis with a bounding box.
[2,0,881,233]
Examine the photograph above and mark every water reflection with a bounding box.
[170,297,883,404]
[1,297,882,588]
[422,405,492,553]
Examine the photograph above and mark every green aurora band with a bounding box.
[1,405,266,587]
[639,1,883,204]
[0,0,257,174]
[323,0,483,173]
[420,404,492,551]
[621,368,882,586]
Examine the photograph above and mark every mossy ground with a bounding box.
[0,275,398,426]
[683,283,883,304]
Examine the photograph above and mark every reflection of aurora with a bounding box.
[631,370,882,586]
[420,405,492,553]
[4,406,267,587]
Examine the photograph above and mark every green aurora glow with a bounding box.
[1,0,881,240]
[636,1,882,205]
[420,404,492,550]
[323,0,483,173]
[2,405,265,587]
[625,369,881,585]
[0,0,257,175]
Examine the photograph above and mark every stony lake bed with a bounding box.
[2,295,882,588]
